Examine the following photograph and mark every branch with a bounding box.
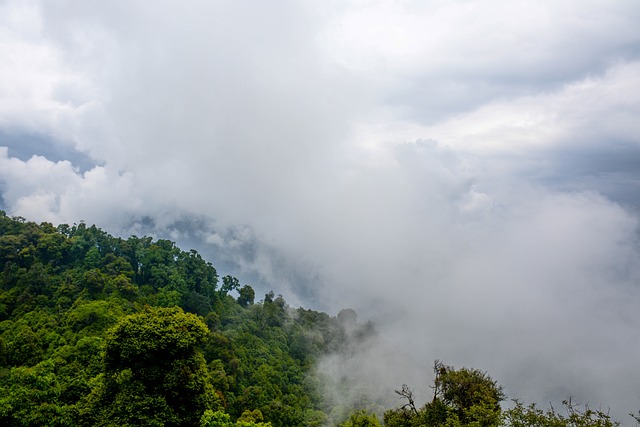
[395,384,419,415]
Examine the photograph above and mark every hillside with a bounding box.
[0,212,378,426]
[0,212,632,427]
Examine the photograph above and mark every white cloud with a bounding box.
[0,0,105,143]
[1,0,640,421]
[321,0,640,119]
[0,147,143,229]
[350,60,640,162]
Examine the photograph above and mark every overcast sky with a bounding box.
[2,0,640,420]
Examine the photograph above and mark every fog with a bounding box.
[2,0,640,421]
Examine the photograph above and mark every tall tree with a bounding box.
[87,306,219,426]
[384,361,504,427]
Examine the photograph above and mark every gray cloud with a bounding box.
[323,0,640,123]
[0,129,98,172]
[2,0,640,422]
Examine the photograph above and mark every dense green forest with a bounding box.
[0,212,632,426]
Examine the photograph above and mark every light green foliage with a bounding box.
[504,399,620,427]
[156,285,183,307]
[201,410,235,427]
[84,247,102,270]
[0,214,228,425]
[0,319,43,366]
[339,410,382,427]
[105,273,138,299]
[65,300,122,336]
[236,420,273,427]
[433,361,504,427]
[200,410,273,427]
[0,359,71,425]
[236,409,273,426]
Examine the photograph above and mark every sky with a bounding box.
[2,0,640,420]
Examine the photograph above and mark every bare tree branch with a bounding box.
[395,384,419,415]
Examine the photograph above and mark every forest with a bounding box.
[0,211,635,426]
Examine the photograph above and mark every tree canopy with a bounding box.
[0,212,362,426]
[0,212,636,426]
[88,307,218,426]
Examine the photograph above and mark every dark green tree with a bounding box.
[87,306,219,426]
[221,276,240,296]
[237,285,255,308]
[432,360,504,426]
[384,361,504,427]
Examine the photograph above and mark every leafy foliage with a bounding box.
[0,212,356,426]
[381,362,626,427]
[339,410,382,427]
[504,399,620,427]
[383,361,504,427]
[0,212,636,426]
[86,307,218,426]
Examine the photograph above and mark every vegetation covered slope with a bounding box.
[0,212,372,426]
[0,212,633,426]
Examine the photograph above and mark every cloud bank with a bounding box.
[2,0,640,420]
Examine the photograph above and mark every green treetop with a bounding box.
[87,306,219,426]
